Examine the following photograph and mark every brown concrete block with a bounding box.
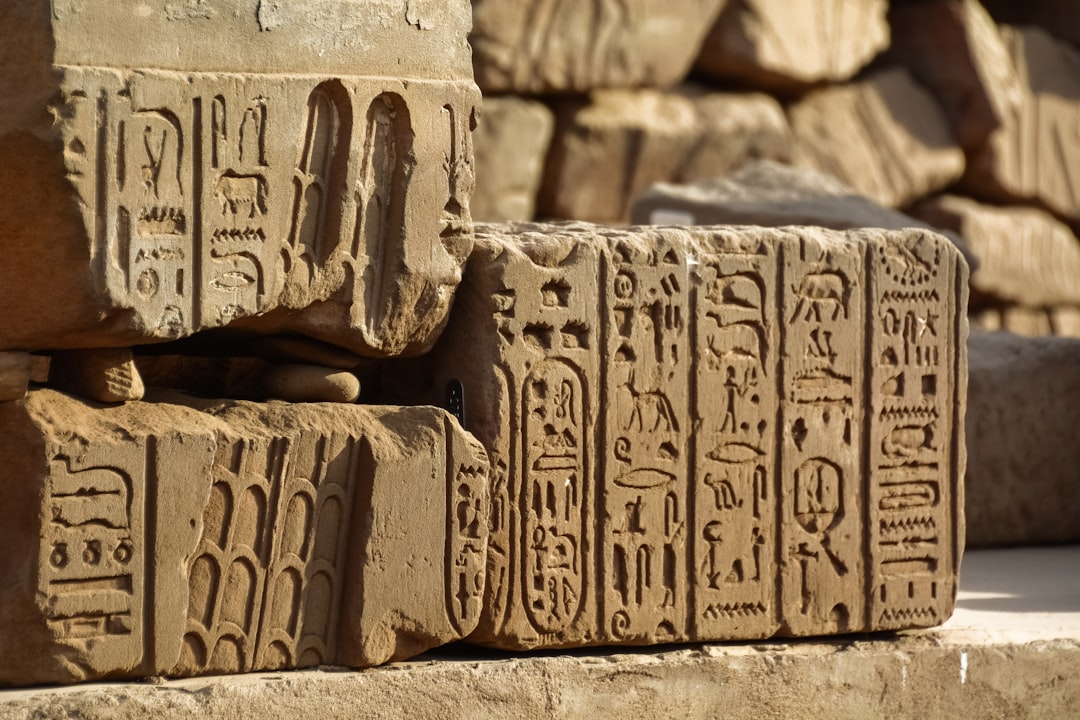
[966,331,1080,546]
[910,194,1080,309]
[470,0,725,93]
[471,97,555,223]
[631,160,975,268]
[0,390,487,685]
[789,68,965,208]
[888,0,1023,151]
[695,0,889,92]
[961,26,1080,223]
[541,90,792,223]
[0,2,479,357]
[428,222,967,650]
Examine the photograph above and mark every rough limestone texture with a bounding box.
[910,194,1080,309]
[49,348,146,403]
[541,90,792,222]
[470,0,725,94]
[966,331,1080,546]
[631,161,975,268]
[961,26,1080,224]
[0,351,33,402]
[0,389,487,686]
[471,97,555,223]
[0,2,480,356]
[695,0,890,92]
[888,0,1023,151]
[790,68,966,209]
[426,222,967,650]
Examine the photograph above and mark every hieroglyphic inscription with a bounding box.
[54,68,478,353]
[448,460,488,634]
[175,431,361,675]
[693,236,778,637]
[602,237,689,643]
[780,235,864,635]
[867,235,962,629]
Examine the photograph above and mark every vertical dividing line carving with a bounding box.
[861,242,875,630]
[773,240,785,628]
[952,250,966,586]
[596,248,610,636]
[143,435,158,673]
[191,97,204,328]
[443,415,456,630]
[686,274,698,634]
[94,90,109,277]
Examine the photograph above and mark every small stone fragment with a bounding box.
[0,389,487,685]
[49,348,145,403]
[910,194,1080,308]
[631,160,975,267]
[471,97,555,223]
[0,351,32,402]
[695,0,890,92]
[888,0,1024,150]
[967,331,1080,546]
[789,67,966,208]
[428,222,967,650]
[961,26,1080,223]
[262,364,361,403]
[541,89,792,222]
[470,0,726,93]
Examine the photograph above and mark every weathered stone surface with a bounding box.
[426,222,966,650]
[0,389,487,685]
[888,0,1023,150]
[910,194,1080,308]
[471,97,555,223]
[789,68,966,208]
[541,90,792,222]
[470,0,725,93]
[0,351,32,402]
[0,2,479,356]
[981,0,1080,49]
[49,348,146,403]
[695,0,889,92]
[961,26,1080,223]
[631,160,975,266]
[967,331,1080,546]
[1,546,1078,720]
[262,364,360,403]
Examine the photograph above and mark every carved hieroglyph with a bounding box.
[429,223,966,649]
[0,2,479,356]
[470,0,725,93]
[0,390,487,685]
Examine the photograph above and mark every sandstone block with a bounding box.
[789,68,965,209]
[631,160,975,267]
[961,26,1080,223]
[695,0,889,92]
[967,331,1080,546]
[910,194,1080,308]
[888,0,1024,150]
[470,0,725,93]
[471,97,555,223]
[0,390,487,685]
[262,364,360,403]
[49,348,146,403]
[0,352,32,402]
[428,222,967,650]
[0,2,480,356]
[541,90,792,223]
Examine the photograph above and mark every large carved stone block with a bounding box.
[428,223,967,650]
[0,390,487,685]
[0,2,480,356]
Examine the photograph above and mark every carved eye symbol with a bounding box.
[50,543,68,569]
[114,540,133,564]
[83,540,102,566]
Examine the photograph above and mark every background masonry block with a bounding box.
[0,390,487,686]
[0,2,479,356]
[426,223,967,650]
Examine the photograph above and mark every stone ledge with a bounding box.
[2,546,1077,719]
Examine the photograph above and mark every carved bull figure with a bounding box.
[792,271,850,322]
[214,172,268,219]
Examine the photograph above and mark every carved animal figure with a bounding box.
[214,172,268,219]
[792,271,849,322]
